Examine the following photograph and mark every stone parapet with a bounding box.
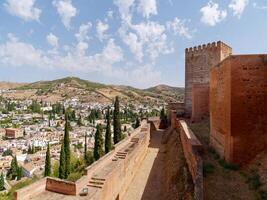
[178,120,203,200]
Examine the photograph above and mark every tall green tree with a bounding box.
[63,114,71,178]
[84,133,88,162]
[94,124,104,161]
[134,117,140,128]
[160,107,166,120]
[113,96,122,144]
[58,142,66,179]
[44,142,51,177]
[17,167,23,180]
[10,156,18,180]
[0,173,5,191]
[105,107,112,154]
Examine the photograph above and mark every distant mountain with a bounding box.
[0,82,26,90]
[1,77,184,104]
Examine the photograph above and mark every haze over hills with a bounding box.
[0,77,184,104]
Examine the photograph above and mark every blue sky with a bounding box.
[0,0,266,88]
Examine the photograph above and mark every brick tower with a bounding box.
[184,41,232,120]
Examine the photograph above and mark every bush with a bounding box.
[258,190,267,200]
[203,162,215,177]
[218,159,239,170]
[67,172,83,182]
[247,173,262,190]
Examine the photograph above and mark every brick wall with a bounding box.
[178,120,203,200]
[185,41,232,118]
[191,84,209,122]
[210,55,267,164]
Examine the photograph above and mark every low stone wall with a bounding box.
[14,178,47,200]
[46,177,76,195]
[15,121,150,200]
[178,120,203,200]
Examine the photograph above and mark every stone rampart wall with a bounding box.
[178,120,203,200]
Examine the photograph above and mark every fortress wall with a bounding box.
[191,84,209,122]
[210,55,267,164]
[178,120,203,200]
[14,178,47,200]
[94,123,151,200]
[185,41,232,118]
[210,58,231,159]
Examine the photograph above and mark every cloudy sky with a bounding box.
[0,0,266,88]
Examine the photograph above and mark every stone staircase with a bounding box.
[87,177,106,189]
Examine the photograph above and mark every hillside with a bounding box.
[1,77,184,105]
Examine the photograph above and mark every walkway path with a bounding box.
[122,129,166,200]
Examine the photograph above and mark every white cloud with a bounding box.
[96,20,109,41]
[53,0,77,29]
[0,34,48,68]
[137,0,157,18]
[46,33,58,48]
[4,0,41,21]
[107,10,114,19]
[166,17,193,39]
[119,25,143,62]
[253,2,267,9]
[0,34,123,74]
[200,1,227,26]
[131,21,174,61]
[75,22,91,42]
[113,0,135,22]
[229,0,249,18]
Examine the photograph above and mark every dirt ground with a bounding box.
[123,128,193,200]
[189,119,261,200]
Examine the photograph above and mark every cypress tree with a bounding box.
[94,124,104,161]
[105,107,112,154]
[134,117,140,128]
[17,167,23,180]
[63,114,71,178]
[84,133,88,162]
[0,173,4,191]
[44,142,51,177]
[58,142,66,179]
[10,156,18,180]
[113,96,122,144]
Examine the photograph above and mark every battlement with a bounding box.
[185,41,232,54]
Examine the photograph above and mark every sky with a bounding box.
[0,0,266,89]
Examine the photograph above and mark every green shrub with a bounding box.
[67,172,83,182]
[258,190,267,200]
[203,162,215,177]
[219,159,239,170]
[247,173,262,190]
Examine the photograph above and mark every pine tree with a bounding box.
[0,173,5,191]
[105,107,112,154]
[58,142,66,179]
[44,142,51,177]
[63,114,71,178]
[94,124,104,161]
[113,96,122,144]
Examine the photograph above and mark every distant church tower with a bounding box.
[184,41,232,120]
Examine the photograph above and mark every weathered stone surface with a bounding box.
[185,41,232,119]
[210,55,267,164]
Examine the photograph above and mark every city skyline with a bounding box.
[0,0,266,88]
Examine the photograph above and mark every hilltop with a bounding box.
[0,77,184,104]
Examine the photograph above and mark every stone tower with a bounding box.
[184,41,232,120]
